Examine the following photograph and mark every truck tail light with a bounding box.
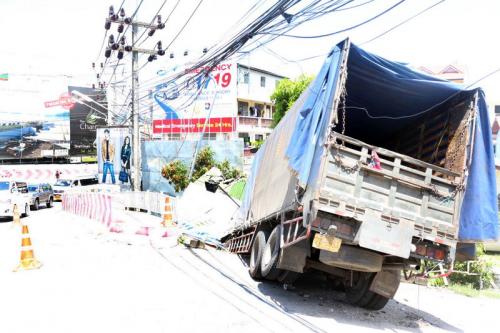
[433,248,446,261]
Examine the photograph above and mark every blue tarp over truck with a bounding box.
[242,39,498,243]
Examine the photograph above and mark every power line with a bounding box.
[134,0,170,47]
[263,0,445,64]
[164,0,205,51]
[262,0,407,39]
[360,0,446,45]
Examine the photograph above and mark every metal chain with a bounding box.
[330,81,357,172]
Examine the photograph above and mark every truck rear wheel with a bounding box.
[345,271,373,306]
[261,225,282,280]
[345,271,399,310]
[249,230,269,279]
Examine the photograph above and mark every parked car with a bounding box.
[52,175,99,201]
[28,183,54,210]
[0,180,31,218]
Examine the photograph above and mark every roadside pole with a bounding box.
[131,23,140,192]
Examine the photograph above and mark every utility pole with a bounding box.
[131,23,140,191]
[101,5,166,192]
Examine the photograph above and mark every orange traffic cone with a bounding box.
[14,219,42,272]
[161,196,175,227]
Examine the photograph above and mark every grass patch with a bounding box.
[449,284,500,299]
[482,253,500,267]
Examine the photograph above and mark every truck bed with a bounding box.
[312,132,464,258]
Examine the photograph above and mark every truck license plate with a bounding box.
[312,233,342,253]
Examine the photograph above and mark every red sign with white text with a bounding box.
[153,117,235,134]
[44,92,75,109]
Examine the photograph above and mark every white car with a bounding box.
[52,175,99,201]
[0,180,31,218]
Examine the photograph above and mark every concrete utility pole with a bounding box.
[131,23,140,191]
[102,5,166,191]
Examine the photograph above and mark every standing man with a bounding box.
[101,129,115,184]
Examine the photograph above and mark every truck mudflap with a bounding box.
[357,212,414,258]
[369,269,401,299]
[277,239,309,273]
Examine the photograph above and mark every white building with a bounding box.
[235,64,285,146]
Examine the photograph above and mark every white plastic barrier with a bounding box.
[113,191,175,218]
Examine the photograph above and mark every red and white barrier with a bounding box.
[62,192,112,226]
[0,164,97,183]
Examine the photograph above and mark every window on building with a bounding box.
[238,101,249,116]
[264,105,271,119]
[238,68,250,84]
[254,103,264,117]
[495,105,500,114]
[202,133,217,141]
[249,106,257,117]
[255,134,264,142]
[238,132,250,147]
[260,76,266,87]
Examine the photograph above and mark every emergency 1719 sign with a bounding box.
[152,62,237,126]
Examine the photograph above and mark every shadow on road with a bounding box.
[0,217,13,224]
[185,248,463,333]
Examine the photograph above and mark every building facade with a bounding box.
[416,64,466,84]
[236,64,284,147]
[151,62,285,145]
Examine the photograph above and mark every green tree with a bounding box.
[271,74,314,127]
[161,160,189,192]
[161,146,242,192]
[191,146,216,180]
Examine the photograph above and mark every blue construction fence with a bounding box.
[141,139,244,195]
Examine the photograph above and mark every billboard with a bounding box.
[96,127,131,186]
[151,62,237,135]
[0,74,71,160]
[0,75,108,161]
[68,86,108,156]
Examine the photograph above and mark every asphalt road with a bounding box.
[0,204,498,333]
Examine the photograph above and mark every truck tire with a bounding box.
[364,293,391,311]
[345,270,400,310]
[249,230,269,279]
[261,225,282,280]
[345,271,373,306]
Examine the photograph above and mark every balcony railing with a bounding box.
[237,116,273,128]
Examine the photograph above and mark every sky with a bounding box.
[1,0,500,114]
